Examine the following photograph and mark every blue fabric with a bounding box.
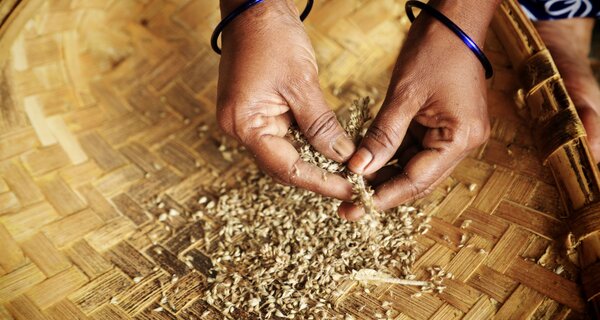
[519,0,600,20]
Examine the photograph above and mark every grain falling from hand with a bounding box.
[289,98,377,217]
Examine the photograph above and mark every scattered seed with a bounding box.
[460,219,472,229]
[172,98,448,319]
[554,265,565,275]
[459,234,468,245]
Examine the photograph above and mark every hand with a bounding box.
[217,0,355,200]
[339,1,499,220]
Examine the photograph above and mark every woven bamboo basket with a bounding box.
[1,0,599,319]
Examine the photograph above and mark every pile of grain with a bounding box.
[199,170,432,319]
[192,99,442,319]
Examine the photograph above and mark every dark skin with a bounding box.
[340,0,499,219]
[217,0,356,201]
[217,0,600,221]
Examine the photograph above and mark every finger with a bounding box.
[217,99,290,141]
[369,145,421,186]
[338,201,360,221]
[246,113,292,138]
[373,148,461,211]
[340,202,364,222]
[283,76,355,163]
[246,133,354,201]
[339,142,422,221]
[348,95,418,175]
[366,113,488,210]
[257,103,290,117]
[340,148,459,221]
[578,107,600,162]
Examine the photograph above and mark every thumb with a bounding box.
[284,75,356,162]
[348,96,417,175]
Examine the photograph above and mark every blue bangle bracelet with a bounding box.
[405,1,494,79]
[211,0,314,55]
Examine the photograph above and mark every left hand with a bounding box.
[338,0,497,220]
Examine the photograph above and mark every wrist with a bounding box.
[220,0,249,15]
[218,0,301,53]
[220,0,297,19]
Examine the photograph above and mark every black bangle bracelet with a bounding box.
[405,1,494,79]
[211,0,314,55]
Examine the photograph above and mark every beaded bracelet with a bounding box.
[405,1,494,79]
[211,0,314,55]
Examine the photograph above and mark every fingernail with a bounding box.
[332,136,356,160]
[349,148,373,174]
[338,202,353,221]
[346,206,365,221]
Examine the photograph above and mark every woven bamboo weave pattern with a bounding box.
[0,0,593,319]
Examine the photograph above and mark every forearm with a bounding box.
[424,0,503,44]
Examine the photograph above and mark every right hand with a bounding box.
[216,0,355,200]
